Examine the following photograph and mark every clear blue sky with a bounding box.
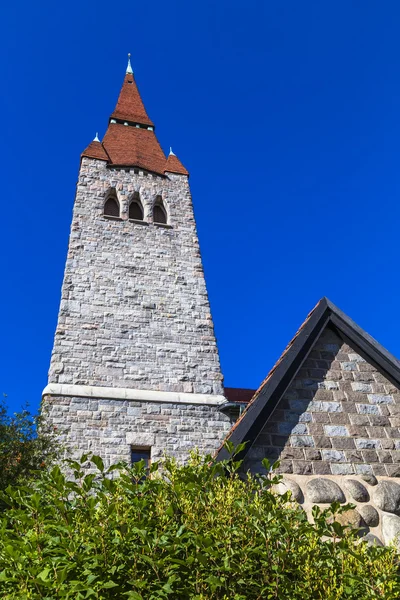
[2,1,400,414]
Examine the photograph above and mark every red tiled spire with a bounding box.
[81,56,189,177]
[110,73,154,127]
[165,149,189,175]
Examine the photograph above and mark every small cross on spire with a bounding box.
[126,53,133,75]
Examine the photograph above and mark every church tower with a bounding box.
[43,57,230,464]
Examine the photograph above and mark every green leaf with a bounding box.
[102,580,118,589]
[37,568,51,581]
[91,455,105,472]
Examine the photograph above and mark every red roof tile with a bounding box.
[81,140,109,161]
[224,387,256,404]
[111,74,154,127]
[165,153,189,175]
[102,124,167,175]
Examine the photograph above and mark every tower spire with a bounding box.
[126,53,133,75]
[82,57,189,175]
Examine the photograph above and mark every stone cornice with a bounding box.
[42,383,227,406]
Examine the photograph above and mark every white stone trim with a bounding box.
[42,383,227,406]
[126,432,155,446]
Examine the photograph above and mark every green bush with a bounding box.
[0,398,59,492]
[0,448,399,599]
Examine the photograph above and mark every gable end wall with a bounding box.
[245,327,400,477]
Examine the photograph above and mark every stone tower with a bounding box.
[43,57,231,464]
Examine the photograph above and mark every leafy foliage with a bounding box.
[0,447,399,599]
[0,397,59,492]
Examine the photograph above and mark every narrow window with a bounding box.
[153,197,167,224]
[131,447,151,480]
[104,197,120,217]
[131,447,151,467]
[129,200,143,220]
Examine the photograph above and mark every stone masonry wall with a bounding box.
[44,395,231,465]
[272,474,400,548]
[244,326,400,477]
[48,157,223,395]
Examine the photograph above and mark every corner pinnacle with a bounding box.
[126,53,133,75]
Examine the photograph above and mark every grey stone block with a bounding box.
[274,478,304,503]
[293,461,312,475]
[344,479,369,502]
[330,463,354,475]
[321,449,345,462]
[324,425,349,437]
[368,394,394,405]
[355,438,381,450]
[357,404,380,415]
[352,383,373,393]
[332,437,355,450]
[382,514,400,549]
[354,464,374,476]
[306,478,345,504]
[359,505,379,527]
[312,461,331,475]
[360,473,378,486]
[373,481,400,515]
[290,435,315,447]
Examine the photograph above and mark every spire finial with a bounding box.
[169,147,176,156]
[93,132,100,142]
[126,53,133,75]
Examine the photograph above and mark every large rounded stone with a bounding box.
[363,533,383,547]
[382,514,400,549]
[306,478,345,504]
[274,478,304,503]
[344,479,369,503]
[360,474,378,486]
[359,505,379,528]
[373,481,400,515]
[335,509,364,529]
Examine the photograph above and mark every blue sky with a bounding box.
[2,1,400,414]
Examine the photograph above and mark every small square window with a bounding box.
[131,447,151,468]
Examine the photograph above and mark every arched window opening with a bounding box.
[129,201,143,220]
[129,193,143,220]
[153,197,167,224]
[104,197,120,217]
